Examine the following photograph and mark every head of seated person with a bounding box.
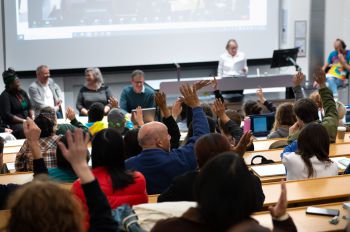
[3,68,21,92]
[272,103,296,131]
[243,100,262,116]
[92,128,135,190]
[88,102,105,123]
[201,103,213,118]
[184,116,218,144]
[49,136,89,182]
[293,98,319,126]
[225,109,243,126]
[124,128,142,160]
[7,180,84,232]
[138,122,171,152]
[195,133,231,169]
[131,70,145,94]
[194,152,260,231]
[108,108,126,134]
[35,107,57,137]
[85,67,104,90]
[309,91,323,110]
[297,123,331,178]
[336,101,346,121]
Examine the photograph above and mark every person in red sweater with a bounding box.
[71,128,148,226]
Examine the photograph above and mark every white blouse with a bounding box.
[217,51,248,78]
[282,152,339,181]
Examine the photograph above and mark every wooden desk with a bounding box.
[253,202,348,232]
[252,132,350,152]
[262,175,350,207]
[3,146,21,154]
[4,139,25,147]
[253,138,287,151]
[244,143,350,165]
[0,173,33,185]
[0,210,10,230]
[148,194,160,204]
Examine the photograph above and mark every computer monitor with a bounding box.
[250,114,275,137]
[271,48,300,71]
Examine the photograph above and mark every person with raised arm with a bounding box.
[125,84,210,194]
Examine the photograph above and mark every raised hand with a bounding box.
[211,76,218,90]
[23,117,41,143]
[180,84,201,108]
[292,72,305,87]
[65,107,76,121]
[193,80,211,91]
[268,181,288,218]
[289,121,302,135]
[256,87,266,103]
[133,106,144,126]
[231,131,253,156]
[172,97,183,120]
[155,92,171,118]
[108,97,119,109]
[212,98,226,118]
[313,68,327,89]
[23,117,42,159]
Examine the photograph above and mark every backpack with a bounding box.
[112,204,146,232]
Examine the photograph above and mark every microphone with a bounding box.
[174,63,181,82]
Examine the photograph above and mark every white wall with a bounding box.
[325,0,346,60]
[0,3,5,91]
[281,0,311,76]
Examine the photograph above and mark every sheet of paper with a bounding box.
[330,157,350,170]
[251,164,286,177]
[233,59,246,74]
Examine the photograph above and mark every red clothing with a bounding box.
[71,167,148,226]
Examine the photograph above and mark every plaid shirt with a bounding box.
[15,135,62,172]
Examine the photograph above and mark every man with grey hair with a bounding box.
[119,70,155,113]
[29,65,63,118]
[125,84,210,194]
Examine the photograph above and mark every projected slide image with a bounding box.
[16,0,267,40]
[22,0,249,27]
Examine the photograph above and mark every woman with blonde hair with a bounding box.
[267,103,296,139]
[76,67,115,116]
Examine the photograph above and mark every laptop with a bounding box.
[249,114,275,137]
[344,105,350,126]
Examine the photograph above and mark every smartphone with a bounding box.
[243,117,251,133]
[306,207,340,217]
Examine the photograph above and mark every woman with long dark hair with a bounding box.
[282,123,338,180]
[71,128,148,227]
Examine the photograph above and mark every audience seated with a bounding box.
[47,136,79,183]
[7,119,118,231]
[120,70,155,113]
[67,102,107,136]
[107,108,128,135]
[281,123,338,181]
[158,132,263,206]
[15,107,61,171]
[76,67,115,116]
[288,69,338,143]
[267,103,296,139]
[243,87,276,117]
[0,68,34,139]
[71,128,148,227]
[125,84,210,194]
[152,153,297,232]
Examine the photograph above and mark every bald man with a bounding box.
[125,85,210,194]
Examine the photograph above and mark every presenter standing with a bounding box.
[218,39,248,78]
